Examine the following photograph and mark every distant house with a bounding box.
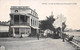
[10,6,39,37]
[0,21,9,37]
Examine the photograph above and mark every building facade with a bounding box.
[10,6,39,37]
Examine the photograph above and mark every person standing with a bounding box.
[36,29,39,40]
[37,33,39,40]
[62,33,66,42]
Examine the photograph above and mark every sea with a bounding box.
[65,32,80,41]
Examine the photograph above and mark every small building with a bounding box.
[0,21,9,37]
[10,6,39,37]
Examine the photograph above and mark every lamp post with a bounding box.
[59,14,66,38]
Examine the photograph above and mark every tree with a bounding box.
[39,15,55,31]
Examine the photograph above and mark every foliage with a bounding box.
[39,15,55,31]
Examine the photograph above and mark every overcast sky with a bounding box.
[0,0,80,29]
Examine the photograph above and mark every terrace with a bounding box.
[10,14,30,26]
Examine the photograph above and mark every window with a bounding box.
[33,20,34,25]
[31,11,32,14]
[31,19,32,25]
[15,28,19,34]
[20,28,25,34]
[20,15,25,24]
[14,15,19,24]
[35,21,36,25]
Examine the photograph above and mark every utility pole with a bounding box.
[60,14,63,38]
[60,14,65,39]
[60,14,67,42]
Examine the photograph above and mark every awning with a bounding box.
[31,26,39,29]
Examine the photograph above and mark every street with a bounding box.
[0,38,75,50]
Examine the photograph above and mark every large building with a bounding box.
[10,6,39,37]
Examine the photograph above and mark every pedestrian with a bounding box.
[37,33,39,40]
[20,33,23,38]
[68,35,74,41]
[62,33,66,42]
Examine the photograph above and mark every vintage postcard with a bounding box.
[0,0,80,50]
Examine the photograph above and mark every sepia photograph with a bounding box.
[0,0,80,50]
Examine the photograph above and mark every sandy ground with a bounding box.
[0,38,76,50]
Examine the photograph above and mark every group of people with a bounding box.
[62,33,74,42]
[36,29,74,42]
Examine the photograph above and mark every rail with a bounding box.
[11,22,30,26]
[65,37,80,50]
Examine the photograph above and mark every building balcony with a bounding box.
[11,22,30,26]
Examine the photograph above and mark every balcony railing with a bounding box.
[11,22,30,26]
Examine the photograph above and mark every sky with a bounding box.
[0,0,80,29]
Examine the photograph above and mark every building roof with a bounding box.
[10,6,39,19]
[0,21,10,26]
[10,6,30,10]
